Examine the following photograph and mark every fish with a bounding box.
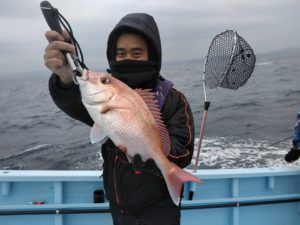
[76,69,203,206]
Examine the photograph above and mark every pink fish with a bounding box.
[77,69,203,205]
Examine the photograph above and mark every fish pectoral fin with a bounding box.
[90,123,107,145]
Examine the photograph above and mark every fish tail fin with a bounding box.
[164,164,204,206]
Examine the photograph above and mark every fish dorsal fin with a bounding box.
[135,88,170,155]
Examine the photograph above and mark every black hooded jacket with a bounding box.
[107,13,162,72]
[48,13,195,214]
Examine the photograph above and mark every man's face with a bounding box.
[115,33,148,61]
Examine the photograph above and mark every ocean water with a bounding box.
[0,49,300,170]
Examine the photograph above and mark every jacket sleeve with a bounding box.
[162,89,195,168]
[48,73,94,127]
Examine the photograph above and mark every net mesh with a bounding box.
[204,30,256,90]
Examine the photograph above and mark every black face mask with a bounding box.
[108,60,158,89]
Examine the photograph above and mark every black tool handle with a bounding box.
[40,1,62,34]
[40,1,84,77]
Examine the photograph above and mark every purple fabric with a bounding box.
[153,78,174,110]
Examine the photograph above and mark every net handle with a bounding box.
[194,102,209,172]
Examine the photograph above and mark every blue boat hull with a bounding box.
[1,168,300,225]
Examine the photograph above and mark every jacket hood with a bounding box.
[106,13,162,72]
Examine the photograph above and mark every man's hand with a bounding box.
[116,146,161,175]
[44,30,75,84]
[132,154,161,175]
[285,147,300,163]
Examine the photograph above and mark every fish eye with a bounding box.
[100,77,110,85]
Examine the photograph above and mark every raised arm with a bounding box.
[44,30,93,126]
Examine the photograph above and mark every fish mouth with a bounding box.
[76,69,89,84]
[89,91,105,97]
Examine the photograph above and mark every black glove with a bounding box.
[132,154,161,175]
[285,147,300,163]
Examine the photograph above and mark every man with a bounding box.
[44,13,194,225]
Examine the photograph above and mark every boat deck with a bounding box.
[1,168,300,225]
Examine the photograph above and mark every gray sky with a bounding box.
[0,0,299,76]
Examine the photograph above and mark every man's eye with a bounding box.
[116,52,125,57]
[133,51,142,57]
